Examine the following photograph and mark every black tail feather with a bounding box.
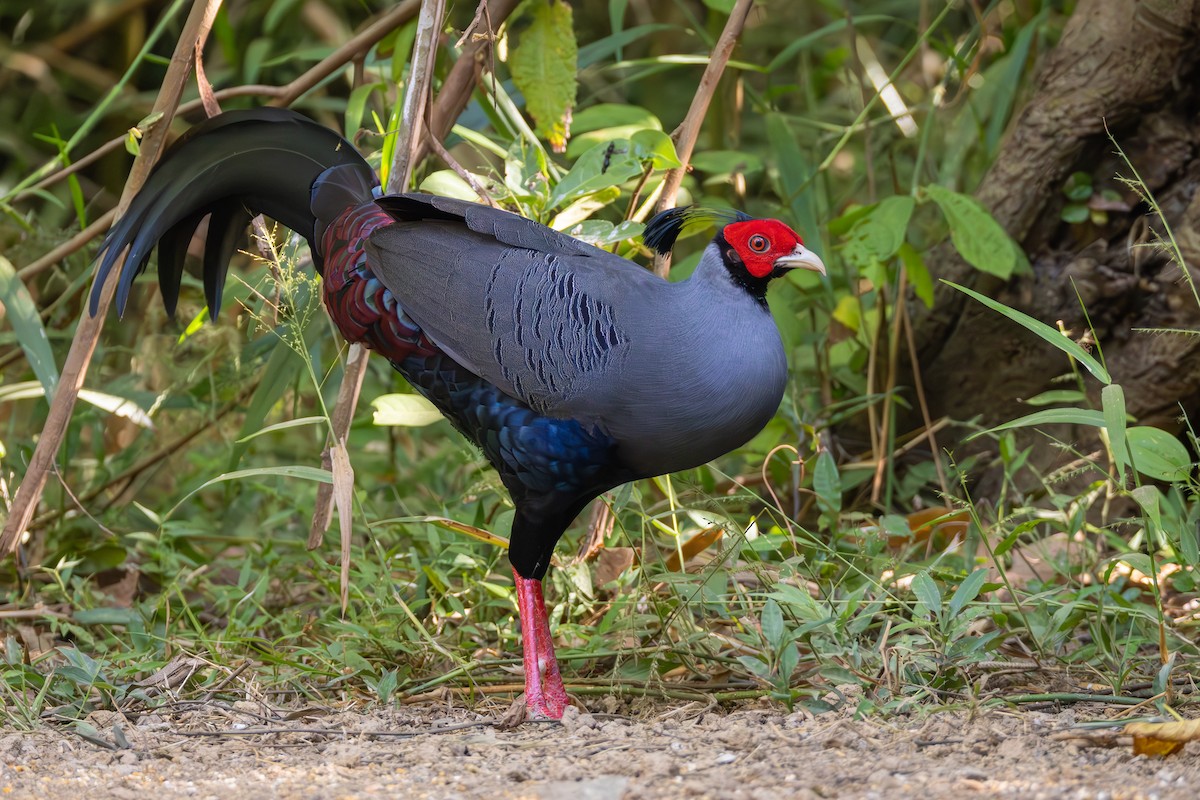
[90,107,378,318]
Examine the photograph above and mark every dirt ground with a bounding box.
[1,697,1197,800]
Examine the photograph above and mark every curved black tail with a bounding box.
[90,107,379,318]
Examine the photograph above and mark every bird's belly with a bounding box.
[609,363,786,478]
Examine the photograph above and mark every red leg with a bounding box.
[513,569,568,719]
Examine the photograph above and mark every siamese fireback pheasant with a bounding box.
[90,108,826,719]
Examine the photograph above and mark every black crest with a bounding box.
[642,206,751,256]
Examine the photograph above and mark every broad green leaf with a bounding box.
[813,450,841,516]
[630,129,681,169]
[924,185,1016,279]
[547,139,642,210]
[948,568,988,618]
[510,0,578,152]
[0,255,58,399]
[1102,384,1128,484]
[969,408,1105,440]
[944,280,1111,384]
[551,187,621,230]
[566,103,661,158]
[419,169,489,203]
[839,195,914,268]
[1127,426,1193,482]
[1131,485,1163,532]
[371,393,444,427]
[760,598,784,649]
[562,219,644,246]
[910,570,942,619]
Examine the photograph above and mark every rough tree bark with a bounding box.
[906,0,1200,483]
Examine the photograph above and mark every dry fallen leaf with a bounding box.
[1125,719,1200,757]
[664,527,724,571]
[594,547,637,588]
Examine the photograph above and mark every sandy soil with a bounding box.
[1,698,1197,800]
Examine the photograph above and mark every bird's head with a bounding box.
[721,218,826,280]
[643,206,825,299]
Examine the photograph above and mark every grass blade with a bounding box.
[943,280,1111,384]
[0,256,59,399]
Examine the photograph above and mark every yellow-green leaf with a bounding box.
[510,0,578,153]
[371,393,444,427]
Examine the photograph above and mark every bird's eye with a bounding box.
[748,234,769,253]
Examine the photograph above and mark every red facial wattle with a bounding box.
[723,219,804,278]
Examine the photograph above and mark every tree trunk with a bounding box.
[908,0,1200,485]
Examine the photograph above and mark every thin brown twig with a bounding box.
[0,0,223,557]
[900,293,951,498]
[652,0,755,278]
[425,130,498,205]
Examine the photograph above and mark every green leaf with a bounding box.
[1060,203,1089,224]
[566,103,661,158]
[924,185,1016,279]
[1102,384,1128,484]
[948,568,988,618]
[970,408,1105,440]
[690,149,764,183]
[546,139,642,210]
[510,0,578,152]
[344,82,384,141]
[839,195,914,268]
[630,129,681,169]
[1131,485,1163,532]
[943,280,1111,384]
[910,570,942,620]
[765,113,818,244]
[419,170,490,203]
[813,450,841,516]
[371,393,444,427]
[898,243,933,307]
[1022,389,1088,406]
[760,598,784,649]
[1180,506,1200,567]
[561,219,644,246]
[169,466,334,520]
[236,416,327,443]
[229,331,304,469]
[0,255,58,399]
[1127,426,1193,482]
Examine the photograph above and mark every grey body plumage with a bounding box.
[366,203,789,481]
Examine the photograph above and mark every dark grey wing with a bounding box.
[365,195,664,413]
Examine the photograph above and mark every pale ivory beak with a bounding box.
[775,244,826,276]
